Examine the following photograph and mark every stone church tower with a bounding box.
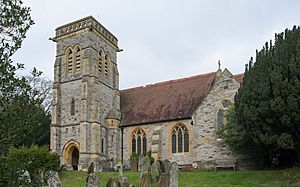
[50,16,121,171]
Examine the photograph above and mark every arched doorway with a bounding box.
[71,147,79,170]
[63,140,80,170]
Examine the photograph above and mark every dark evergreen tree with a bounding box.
[225,26,300,167]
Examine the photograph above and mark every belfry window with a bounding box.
[66,48,73,74]
[75,46,81,72]
[70,98,75,116]
[98,49,104,73]
[104,54,109,77]
[172,123,189,153]
[131,128,147,154]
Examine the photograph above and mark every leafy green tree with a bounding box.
[225,26,300,167]
[0,0,52,153]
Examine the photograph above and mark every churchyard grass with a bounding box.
[60,169,300,187]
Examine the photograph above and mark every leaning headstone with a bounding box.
[86,173,100,187]
[88,162,95,174]
[157,173,170,187]
[139,171,151,187]
[106,177,120,187]
[169,162,178,187]
[45,171,61,187]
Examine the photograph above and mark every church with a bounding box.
[50,16,244,171]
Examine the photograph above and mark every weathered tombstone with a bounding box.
[19,170,31,184]
[138,156,146,172]
[169,162,178,187]
[131,160,138,171]
[106,177,120,187]
[88,162,95,174]
[157,173,170,187]
[45,171,61,187]
[139,157,151,180]
[139,171,151,187]
[155,161,162,177]
[162,159,171,174]
[86,173,100,187]
[116,161,123,177]
[119,176,130,187]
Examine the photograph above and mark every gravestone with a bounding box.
[155,161,162,178]
[138,156,146,172]
[116,161,123,177]
[88,162,95,174]
[86,173,100,187]
[139,171,151,187]
[119,176,130,187]
[106,177,120,187]
[19,170,31,184]
[45,171,61,187]
[139,157,151,180]
[157,173,170,187]
[169,162,178,187]
[162,159,171,174]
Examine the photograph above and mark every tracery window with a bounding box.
[70,98,75,116]
[131,128,147,154]
[172,123,189,153]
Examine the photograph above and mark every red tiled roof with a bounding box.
[120,72,217,126]
[234,73,244,84]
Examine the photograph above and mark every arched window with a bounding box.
[131,128,147,154]
[66,48,73,74]
[70,98,75,116]
[172,123,189,153]
[98,49,104,73]
[104,53,110,77]
[74,46,81,72]
[217,109,224,131]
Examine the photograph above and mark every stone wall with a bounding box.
[192,69,240,169]
[51,16,121,171]
[122,119,193,168]
[121,69,241,169]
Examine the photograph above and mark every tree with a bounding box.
[0,145,60,186]
[0,0,34,100]
[0,0,54,154]
[224,26,300,167]
[25,70,53,113]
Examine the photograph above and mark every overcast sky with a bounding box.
[12,0,300,89]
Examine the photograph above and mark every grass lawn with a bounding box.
[60,169,300,187]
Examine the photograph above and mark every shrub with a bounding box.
[3,145,60,186]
